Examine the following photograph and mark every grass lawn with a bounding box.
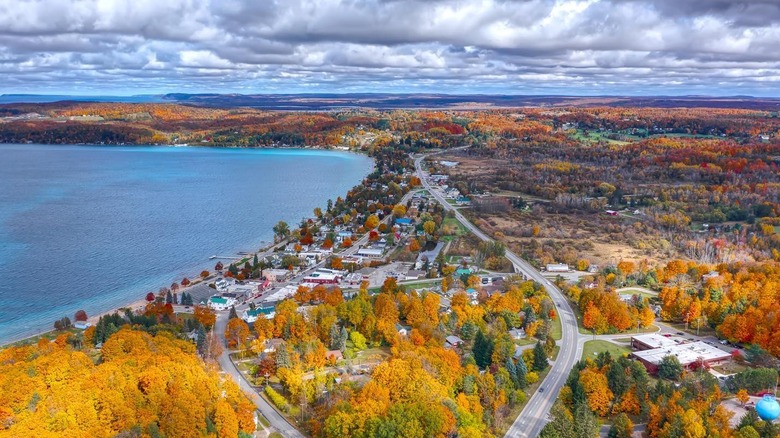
[8,327,82,348]
[442,217,468,237]
[257,415,271,428]
[618,288,657,299]
[401,279,441,290]
[551,314,562,341]
[712,362,750,375]
[582,340,630,360]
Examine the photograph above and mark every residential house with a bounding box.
[242,306,276,323]
[396,324,411,336]
[509,328,525,340]
[445,335,464,349]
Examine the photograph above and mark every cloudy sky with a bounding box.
[2,0,780,96]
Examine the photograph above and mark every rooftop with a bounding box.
[632,341,731,366]
[631,334,680,349]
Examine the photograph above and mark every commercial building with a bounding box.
[302,272,340,285]
[545,263,570,273]
[208,296,236,311]
[631,341,731,374]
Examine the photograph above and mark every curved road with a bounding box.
[414,151,580,438]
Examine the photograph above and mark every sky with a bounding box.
[2,0,780,96]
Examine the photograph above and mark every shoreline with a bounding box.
[1,144,376,348]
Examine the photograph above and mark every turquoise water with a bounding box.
[0,144,373,343]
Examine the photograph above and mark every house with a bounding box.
[264,338,285,353]
[215,277,231,292]
[208,296,236,311]
[405,270,426,280]
[396,324,410,336]
[456,197,471,206]
[456,268,472,278]
[445,335,464,348]
[326,350,344,362]
[336,231,354,242]
[395,218,413,226]
[415,242,444,270]
[605,210,618,216]
[242,306,276,323]
[185,329,199,342]
[74,322,91,330]
[508,328,525,340]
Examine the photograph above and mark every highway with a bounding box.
[414,151,581,438]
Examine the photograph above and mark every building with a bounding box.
[456,196,471,206]
[357,248,384,258]
[242,306,275,323]
[263,285,298,303]
[631,334,680,351]
[396,324,410,336]
[302,272,341,285]
[215,277,231,292]
[445,335,464,348]
[264,269,291,282]
[631,341,731,374]
[415,242,444,270]
[545,263,570,273]
[344,272,363,285]
[395,218,413,226]
[74,322,91,330]
[326,350,344,362]
[264,338,285,353]
[509,328,525,340]
[208,296,236,311]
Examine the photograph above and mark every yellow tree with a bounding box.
[224,318,250,349]
[365,215,380,230]
[579,368,614,417]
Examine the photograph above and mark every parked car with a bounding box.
[676,332,685,335]
[720,340,729,345]
[663,333,672,338]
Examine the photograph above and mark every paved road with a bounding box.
[414,151,581,438]
[215,311,305,438]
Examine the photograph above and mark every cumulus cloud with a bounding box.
[0,0,779,94]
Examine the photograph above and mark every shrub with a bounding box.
[265,386,290,413]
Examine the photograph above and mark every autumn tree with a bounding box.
[194,305,216,329]
[224,318,250,349]
[365,214,380,230]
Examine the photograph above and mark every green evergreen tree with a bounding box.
[657,355,683,380]
[533,341,549,372]
[276,345,292,369]
[229,306,238,320]
[608,413,633,438]
[165,290,173,305]
[573,403,599,438]
[516,354,528,389]
[196,324,207,354]
[506,357,518,389]
[473,330,493,369]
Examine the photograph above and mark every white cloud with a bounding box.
[0,0,779,94]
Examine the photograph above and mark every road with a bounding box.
[414,151,581,438]
[212,187,417,437]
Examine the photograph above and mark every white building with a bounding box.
[545,263,570,273]
[208,296,236,311]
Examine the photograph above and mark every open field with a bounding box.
[581,340,631,360]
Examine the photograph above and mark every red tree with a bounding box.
[145,292,155,302]
[74,309,88,322]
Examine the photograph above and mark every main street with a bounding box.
[414,151,581,438]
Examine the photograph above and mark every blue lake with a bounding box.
[0,144,373,343]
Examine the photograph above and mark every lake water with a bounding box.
[0,144,373,343]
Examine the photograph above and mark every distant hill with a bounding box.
[3,93,780,110]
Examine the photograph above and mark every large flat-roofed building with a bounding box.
[631,334,681,351]
[631,341,731,374]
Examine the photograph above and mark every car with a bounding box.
[539,387,544,393]
[720,340,729,345]
[676,332,685,335]
[663,334,672,338]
